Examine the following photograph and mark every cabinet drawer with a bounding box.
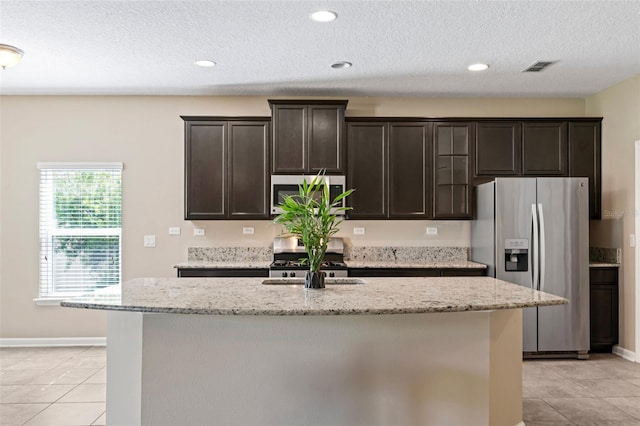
[589,267,618,283]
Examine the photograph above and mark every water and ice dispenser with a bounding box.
[504,239,528,272]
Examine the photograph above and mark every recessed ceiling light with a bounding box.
[195,60,216,67]
[310,10,338,22]
[467,63,489,71]
[331,61,352,69]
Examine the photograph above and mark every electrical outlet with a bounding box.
[426,227,438,235]
[353,227,365,235]
[243,227,255,235]
[143,235,156,247]
[169,227,181,235]
[194,228,205,236]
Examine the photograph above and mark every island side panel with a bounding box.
[106,311,143,426]
[130,312,501,426]
[489,308,523,426]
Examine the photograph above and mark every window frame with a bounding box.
[36,162,123,304]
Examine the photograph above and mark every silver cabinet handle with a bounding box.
[537,203,546,292]
[531,203,539,290]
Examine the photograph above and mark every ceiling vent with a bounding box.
[522,61,557,73]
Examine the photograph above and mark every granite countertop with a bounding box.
[345,260,486,269]
[174,261,272,269]
[175,260,487,269]
[589,262,620,268]
[61,276,566,316]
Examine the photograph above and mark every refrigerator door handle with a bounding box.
[531,203,539,290]
[537,203,546,292]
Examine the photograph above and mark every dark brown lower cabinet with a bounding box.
[348,268,485,277]
[177,268,269,278]
[590,267,619,352]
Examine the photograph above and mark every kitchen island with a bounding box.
[62,277,566,426]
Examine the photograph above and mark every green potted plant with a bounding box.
[274,171,354,289]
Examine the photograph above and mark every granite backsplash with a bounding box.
[344,246,468,262]
[187,246,470,263]
[589,247,621,264]
[188,247,273,263]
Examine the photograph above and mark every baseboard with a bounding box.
[513,422,525,426]
[0,337,106,347]
[613,345,637,362]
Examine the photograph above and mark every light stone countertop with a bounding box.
[174,261,272,269]
[589,262,620,268]
[61,276,566,315]
[345,260,486,269]
[174,260,486,269]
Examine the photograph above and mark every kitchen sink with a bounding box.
[261,278,367,285]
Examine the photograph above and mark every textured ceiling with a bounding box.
[0,0,639,97]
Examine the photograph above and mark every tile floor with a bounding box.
[1,347,639,425]
[524,353,640,425]
[0,347,105,426]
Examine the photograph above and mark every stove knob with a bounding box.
[329,272,335,278]
[290,272,296,277]
[282,272,287,278]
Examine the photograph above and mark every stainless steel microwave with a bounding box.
[270,175,347,215]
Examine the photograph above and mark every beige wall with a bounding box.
[0,95,586,339]
[587,74,640,353]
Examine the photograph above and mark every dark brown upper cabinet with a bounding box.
[269,100,348,174]
[522,122,568,176]
[389,122,432,218]
[433,122,473,219]
[182,117,270,220]
[347,121,388,219]
[346,119,432,219]
[569,120,602,219]
[184,120,226,219]
[475,122,522,176]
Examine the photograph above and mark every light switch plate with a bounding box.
[426,227,438,235]
[194,228,205,236]
[353,227,365,235]
[143,235,156,247]
[630,233,636,248]
[243,227,255,235]
[169,227,181,235]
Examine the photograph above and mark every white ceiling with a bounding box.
[1,0,639,97]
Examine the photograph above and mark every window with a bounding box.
[38,162,123,300]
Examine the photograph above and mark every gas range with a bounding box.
[269,237,348,278]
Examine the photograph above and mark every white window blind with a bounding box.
[38,163,123,298]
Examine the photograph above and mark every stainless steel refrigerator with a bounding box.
[470,178,590,358]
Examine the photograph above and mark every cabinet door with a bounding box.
[228,121,270,219]
[475,122,521,176]
[433,122,473,218]
[308,105,345,174]
[271,104,306,173]
[346,122,388,218]
[569,121,602,219]
[522,122,568,175]
[589,267,619,351]
[590,284,618,346]
[389,123,431,218]
[185,121,226,219]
